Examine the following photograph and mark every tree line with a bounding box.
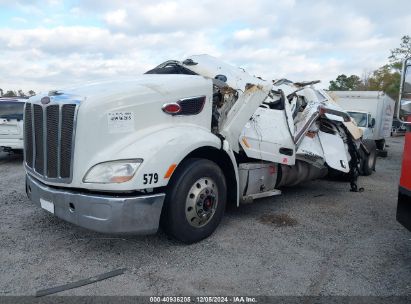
[0,89,36,98]
[329,35,411,100]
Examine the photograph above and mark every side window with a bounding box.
[0,102,25,120]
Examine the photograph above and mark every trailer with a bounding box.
[331,91,395,157]
[24,55,376,243]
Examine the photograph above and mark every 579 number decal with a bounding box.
[143,173,159,185]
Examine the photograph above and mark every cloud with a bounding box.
[11,16,27,23]
[104,9,127,27]
[0,0,410,92]
[233,28,270,42]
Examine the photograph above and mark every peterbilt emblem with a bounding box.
[41,97,51,105]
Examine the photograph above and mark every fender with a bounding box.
[74,125,239,193]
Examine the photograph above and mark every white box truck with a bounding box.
[330,91,395,157]
[24,55,376,243]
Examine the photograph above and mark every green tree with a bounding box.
[3,90,17,97]
[367,65,401,100]
[0,88,3,97]
[329,74,363,91]
[389,35,411,70]
[17,89,25,97]
[28,90,36,96]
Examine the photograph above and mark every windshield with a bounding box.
[348,111,368,127]
[0,102,25,120]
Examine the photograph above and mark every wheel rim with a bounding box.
[185,177,218,228]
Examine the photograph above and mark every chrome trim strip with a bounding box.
[57,104,62,178]
[31,103,36,170]
[23,103,29,166]
[67,105,79,181]
[42,106,47,176]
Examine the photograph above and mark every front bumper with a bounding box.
[26,174,165,234]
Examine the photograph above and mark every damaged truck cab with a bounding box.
[25,55,372,243]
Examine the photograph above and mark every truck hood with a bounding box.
[39,74,209,105]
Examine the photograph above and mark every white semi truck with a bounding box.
[330,91,395,157]
[24,55,376,243]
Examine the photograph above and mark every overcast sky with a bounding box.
[0,0,410,93]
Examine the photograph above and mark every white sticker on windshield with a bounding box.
[107,111,135,134]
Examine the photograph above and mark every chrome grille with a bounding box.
[24,102,78,182]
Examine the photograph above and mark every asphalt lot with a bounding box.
[0,136,410,296]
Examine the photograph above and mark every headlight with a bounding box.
[83,159,143,183]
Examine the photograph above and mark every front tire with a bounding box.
[161,158,227,244]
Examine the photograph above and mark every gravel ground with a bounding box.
[0,136,410,296]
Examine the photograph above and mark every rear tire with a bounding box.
[375,139,385,150]
[160,158,227,244]
[359,140,377,176]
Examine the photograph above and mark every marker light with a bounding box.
[162,103,181,115]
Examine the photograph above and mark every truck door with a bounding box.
[397,57,411,231]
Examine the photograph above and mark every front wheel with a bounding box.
[160,158,227,244]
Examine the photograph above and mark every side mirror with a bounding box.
[369,118,376,128]
[400,99,411,115]
[399,59,411,122]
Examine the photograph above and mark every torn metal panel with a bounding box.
[211,81,239,133]
[182,54,267,92]
[344,120,364,140]
[318,130,350,173]
[294,102,321,146]
[296,131,325,168]
[220,82,271,152]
